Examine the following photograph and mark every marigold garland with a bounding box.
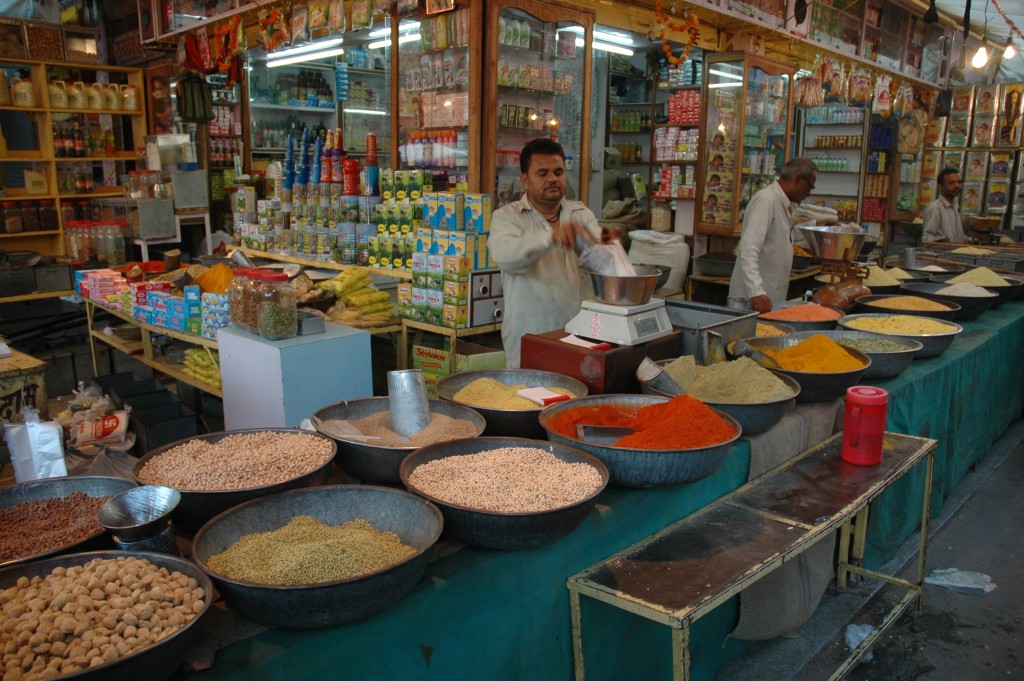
[654,0,701,65]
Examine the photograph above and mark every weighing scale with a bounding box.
[564,298,674,347]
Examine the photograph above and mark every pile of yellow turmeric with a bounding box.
[762,334,865,373]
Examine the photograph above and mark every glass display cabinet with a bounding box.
[483,0,594,208]
[395,2,481,192]
[697,53,793,237]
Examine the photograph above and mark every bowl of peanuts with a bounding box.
[133,429,337,531]
[0,476,137,568]
[192,485,442,628]
[399,436,609,550]
[0,550,212,681]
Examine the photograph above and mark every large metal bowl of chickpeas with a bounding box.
[0,550,212,681]
[435,369,589,439]
[132,428,337,531]
[399,436,609,550]
[191,485,442,628]
[0,476,137,568]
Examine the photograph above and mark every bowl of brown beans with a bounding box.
[435,369,588,439]
[0,476,136,568]
[399,437,608,549]
[192,485,442,628]
[133,429,337,531]
[853,294,960,321]
[0,550,212,681]
[311,397,486,484]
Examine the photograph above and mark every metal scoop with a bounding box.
[576,424,635,445]
[635,357,686,396]
[732,339,782,369]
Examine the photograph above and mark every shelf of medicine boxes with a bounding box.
[0,58,145,256]
[231,246,413,280]
[85,300,223,398]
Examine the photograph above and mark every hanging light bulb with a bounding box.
[972,45,990,68]
[1005,37,1016,59]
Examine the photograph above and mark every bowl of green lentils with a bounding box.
[789,330,923,379]
[191,485,443,628]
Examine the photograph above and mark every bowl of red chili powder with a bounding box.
[538,394,741,487]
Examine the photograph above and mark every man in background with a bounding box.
[728,157,818,313]
[922,168,966,243]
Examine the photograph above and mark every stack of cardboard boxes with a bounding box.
[410,340,506,398]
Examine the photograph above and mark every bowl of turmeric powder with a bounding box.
[737,335,871,402]
[538,394,742,487]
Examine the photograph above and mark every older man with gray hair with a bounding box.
[728,157,818,313]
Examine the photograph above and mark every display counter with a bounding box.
[174,300,1024,681]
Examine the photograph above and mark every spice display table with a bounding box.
[567,432,936,681]
[173,300,1024,681]
[686,267,821,306]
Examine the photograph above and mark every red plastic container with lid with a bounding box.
[841,386,888,466]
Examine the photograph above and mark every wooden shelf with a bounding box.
[0,230,62,240]
[232,247,413,280]
[86,300,222,398]
[249,103,336,113]
[49,107,143,116]
[0,289,73,303]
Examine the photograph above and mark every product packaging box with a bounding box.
[443,255,470,281]
[436,192,464,231]
[443,278,469,305]
[410,287,428,321]
[425,289,444,324]
[464,194,492,233]
[412,252,429,287]
[426,254,445,290]
[442,303,468,328]
[422,193,439,229]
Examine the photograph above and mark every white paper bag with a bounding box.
[3,407,67,482]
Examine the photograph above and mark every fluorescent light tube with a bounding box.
[268,47,345,68]
[268,38,344,60]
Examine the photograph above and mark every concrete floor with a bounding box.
[716,419,1024,680]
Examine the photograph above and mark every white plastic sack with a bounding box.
[200,230,235,257]
[3,408,67,482]
[580,241,637,276]
[628,230,690,290]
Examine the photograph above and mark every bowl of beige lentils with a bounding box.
[399,436,609,550]
[133,429,337,530]
[191,485,442,628]
[0,550,212,681]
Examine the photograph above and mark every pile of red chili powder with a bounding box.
[548,395,736,450]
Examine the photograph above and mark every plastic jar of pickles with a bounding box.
[256,271,297,340]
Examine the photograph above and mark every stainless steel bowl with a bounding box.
[97,485,181,542]
[588,265,662,306]
[854,294,960,321]
[759,301,844,332]
[737,336,871,402]
[754,320,796,337]
[789,330,922,380]
[132,429,337,531]
[435,369,588,438]
[798,225,867,260]
[928,273,1022,308]
[636,264,672,289]
[1002,274,1024,299]
[0,550,212,681]
[642,359,800,434]
[0,476,137,567]
[312,397,486,484]
[538,394,742,487]
[400,437,608,549]
[837,313,963,359]
[192,485,442,628]
[899,282,997,321]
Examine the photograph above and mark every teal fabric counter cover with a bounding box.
[179,301,1023,681]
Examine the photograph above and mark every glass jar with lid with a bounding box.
[228,268,258,333]
[256,270,297,340]
[19,202,40,232]
[38,201,58,231]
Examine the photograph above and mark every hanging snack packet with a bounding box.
[821,57,844,103]
[847,68,872,108]
[873,74,893,118]
[328,0,346,33]
[291,6,309,44]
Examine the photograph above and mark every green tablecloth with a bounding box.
[180,301,1024,681]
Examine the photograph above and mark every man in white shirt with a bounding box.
[922,168,967,243]
[488,139,602,368]
[728,157,818,313]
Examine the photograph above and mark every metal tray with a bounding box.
[664,299,758,364]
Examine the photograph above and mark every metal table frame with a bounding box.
[568,432,936,681]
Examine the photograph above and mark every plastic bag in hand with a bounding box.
[580,241,637,276]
